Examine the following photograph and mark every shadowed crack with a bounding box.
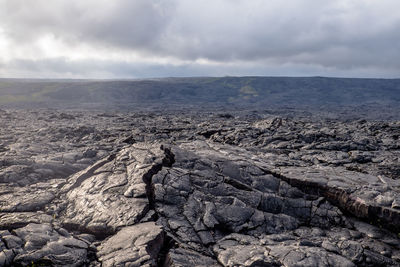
[157,234,177,266]
[145,145,175,210]
[140,145,177,267]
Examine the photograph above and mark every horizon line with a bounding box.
[0,75,399,82]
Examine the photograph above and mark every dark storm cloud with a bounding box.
[0,0,399,78]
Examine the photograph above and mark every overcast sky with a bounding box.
[0,0,399,79]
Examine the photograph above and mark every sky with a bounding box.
[0,0,399,79]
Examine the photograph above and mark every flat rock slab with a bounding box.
[164,248,220,267]
[97,222,164,267]
[0,212,53,230]
[0,186,55,212]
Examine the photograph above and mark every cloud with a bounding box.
[1,57,398,80]
[0,0,399,78]
[0,0,174,50]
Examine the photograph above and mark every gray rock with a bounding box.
[59,143,171,237]
[2,110,400,267]
[11,223,90,266]
[97,222,164,267]
[0,212,53,229]
[164,247,219,267]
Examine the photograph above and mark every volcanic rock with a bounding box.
[1,109,400,266]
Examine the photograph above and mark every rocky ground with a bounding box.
[0,108,399,266]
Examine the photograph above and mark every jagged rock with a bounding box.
[213,233,356,267]
[275,166,400,231]
[1,109,400,266]
[9,223,90,266]
[153,141,400,266]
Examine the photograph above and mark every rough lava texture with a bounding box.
[56,142,171,238]
[97,222,164,267]
[0,109,399,266]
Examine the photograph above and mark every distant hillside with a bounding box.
[0,77,399,112]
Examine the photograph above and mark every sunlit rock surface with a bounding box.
[0,109,399,266]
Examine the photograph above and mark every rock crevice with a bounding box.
[1,110,400,266]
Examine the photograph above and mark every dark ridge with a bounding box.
[0,76,399,120]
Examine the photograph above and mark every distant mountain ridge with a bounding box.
[0,77,399,111]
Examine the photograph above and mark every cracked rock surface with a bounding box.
[97,222,164,267]
[1,223,92,266]
[57,143,169,238]
[0,109,400,266]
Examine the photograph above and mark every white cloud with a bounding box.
[0,0,399,78]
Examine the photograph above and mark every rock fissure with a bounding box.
[145,146,175,210]
[2,110,400,266]
[270,169,400,233]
